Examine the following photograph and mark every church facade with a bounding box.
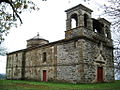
[6,4,114,83]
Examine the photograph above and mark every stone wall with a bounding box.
[82,39,114,83]
[6,37,114,83]
[103,46,114,82]
[6,52,23,79]
[24,46,56,81]
[56,41,84,83]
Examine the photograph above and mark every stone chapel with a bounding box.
[6,4,114,83]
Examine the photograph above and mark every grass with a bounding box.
[0,80,120,90]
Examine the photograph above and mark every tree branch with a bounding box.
[0,0,23,24]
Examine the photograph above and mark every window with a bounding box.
[42,52,47,62]
[70,13,78,29]
[84,14,88,27]
[16,65,18,68]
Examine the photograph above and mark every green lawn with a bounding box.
[0,80,120,90]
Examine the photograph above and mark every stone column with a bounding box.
[79,15,84,27]
[66,18,71,31]
[87,18,93,30]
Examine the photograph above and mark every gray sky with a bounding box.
[0,0,108,74]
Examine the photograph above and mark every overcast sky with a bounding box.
[0,0,108,74]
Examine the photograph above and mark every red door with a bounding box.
[97,67,103,82]
[43,70,47,82]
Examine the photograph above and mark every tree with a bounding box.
[0,0,39,44]
[113,30,120,80]
[0,43,7,56]
[104,0,120,32]
[104,0,120,80]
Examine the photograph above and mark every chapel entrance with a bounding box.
[43,70,47,82]
[97,67,103,82]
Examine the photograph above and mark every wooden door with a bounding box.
[43,70,47,82]
[97,67,103,82]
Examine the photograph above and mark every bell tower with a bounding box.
[65,4,93,39]
[64,4,114,82]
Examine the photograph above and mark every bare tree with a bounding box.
[104,0,120,32]
[113,31,120,80]
[104,0,120,80]
[0,0,42,56]
[0,0,40,44]
[0,43,7,56]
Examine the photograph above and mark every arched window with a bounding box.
[70,13,78,29]
[84,14,88,27]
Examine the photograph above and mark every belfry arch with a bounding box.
[70,13,78,29]
[84,14,89,27]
